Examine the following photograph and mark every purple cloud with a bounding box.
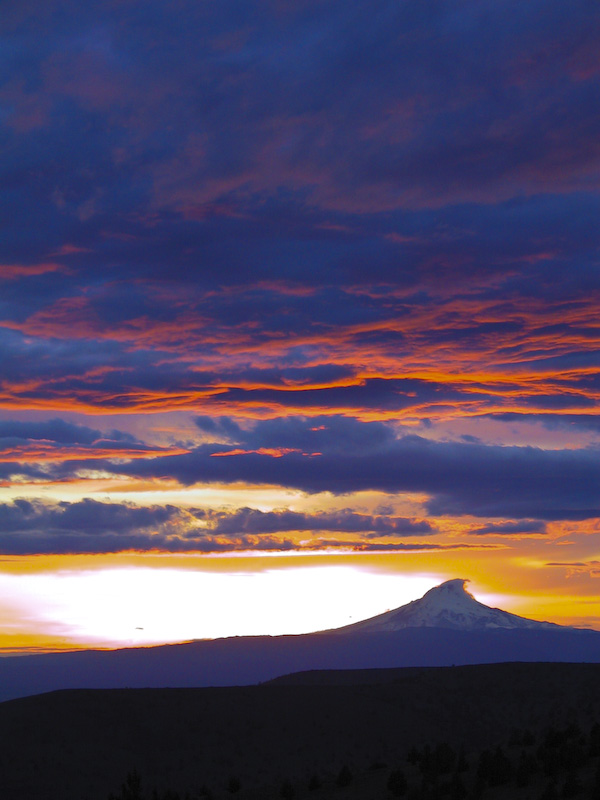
[112,418,600,521]
[471,520,548,536]
[200,507,434,536]
[0,498,434,554]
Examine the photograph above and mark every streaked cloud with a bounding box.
[0,0,599,636]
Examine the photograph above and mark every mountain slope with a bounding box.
[333,579,561,633]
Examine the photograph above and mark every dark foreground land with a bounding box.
[2,662,600,800]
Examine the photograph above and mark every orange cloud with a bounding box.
[211,447,301,458]
[0,443,190,463]
[0,262,65,280]
[1,289,599,420]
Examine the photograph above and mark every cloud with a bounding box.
[2,248,600,421]
[109,417,600,521]
[200,507,434,536]
[491,413,600,433]
[1,0,600,556]
[0,417,188,468]
[0,498,433,554]
[0,418,133,445]
[3,416,598,523]
[471,520,548,536]
[0,262,65,280]
[2,0,598,263]
[195,415,399,455]
[308,540,500,553]
[546,560,600,578]
[0,498,186,554]
[0,498,179,533]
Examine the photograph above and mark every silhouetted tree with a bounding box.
[539,781,559,800]
[538,739,561,778]
[476,749,492,785]
[476,746,512,788]
[388,768,408,797]
[448,770,467,800]
[509,728,523,747]
[280,778,295,799]
[227,777,241,794]
[561,770,584,798]
[432,742,456,775]
[420,745,432,775]
[110,770,143,800]
[590,759,600,800]
[472,768,487,799]
[589,723,600,758]
[566,739,588,770]
[546,727,564,748]
[308,774,321,792]
[489,746,512,786]
[522,729,536,747]
[336,765,352,787]
[516,749,538,787]
[456,747,468,773]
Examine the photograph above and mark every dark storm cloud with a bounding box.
[200,507,434,536]
[3,188,600,320]
[117,417,600,521]
[1,0,599,283]
[0,497,434,554]
[0,418,186,475]
[195,415,398,455]
[0,498,179,533]
[486,413,600,433]
[471,520,548,536]
[0,498,185,554]
[0,418,135,445]
[0,498,273,554]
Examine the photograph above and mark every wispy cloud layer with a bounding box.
[0,0,598,573]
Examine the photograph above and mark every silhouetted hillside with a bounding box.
[3,663,600,799]
[2,626,600,702]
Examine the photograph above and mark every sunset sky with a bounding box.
[1,0,600,652]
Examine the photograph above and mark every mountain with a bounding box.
[334,578,561,633]
[0,578,599,702]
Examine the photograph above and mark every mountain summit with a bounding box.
[334,579,561,633]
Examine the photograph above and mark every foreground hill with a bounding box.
[1,580,599,702]
[2,663,600,800]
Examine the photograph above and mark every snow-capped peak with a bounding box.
[332,579,561,633]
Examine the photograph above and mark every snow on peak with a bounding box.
[333,578,561,633]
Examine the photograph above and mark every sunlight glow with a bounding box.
[0,566,438,649]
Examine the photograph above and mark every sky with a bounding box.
[1,0,600,652]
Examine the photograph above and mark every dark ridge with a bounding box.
[266,660,600,685]
[2,625,600,702]
[2,662,600,800]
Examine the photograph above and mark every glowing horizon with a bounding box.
[1,551,598,655]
